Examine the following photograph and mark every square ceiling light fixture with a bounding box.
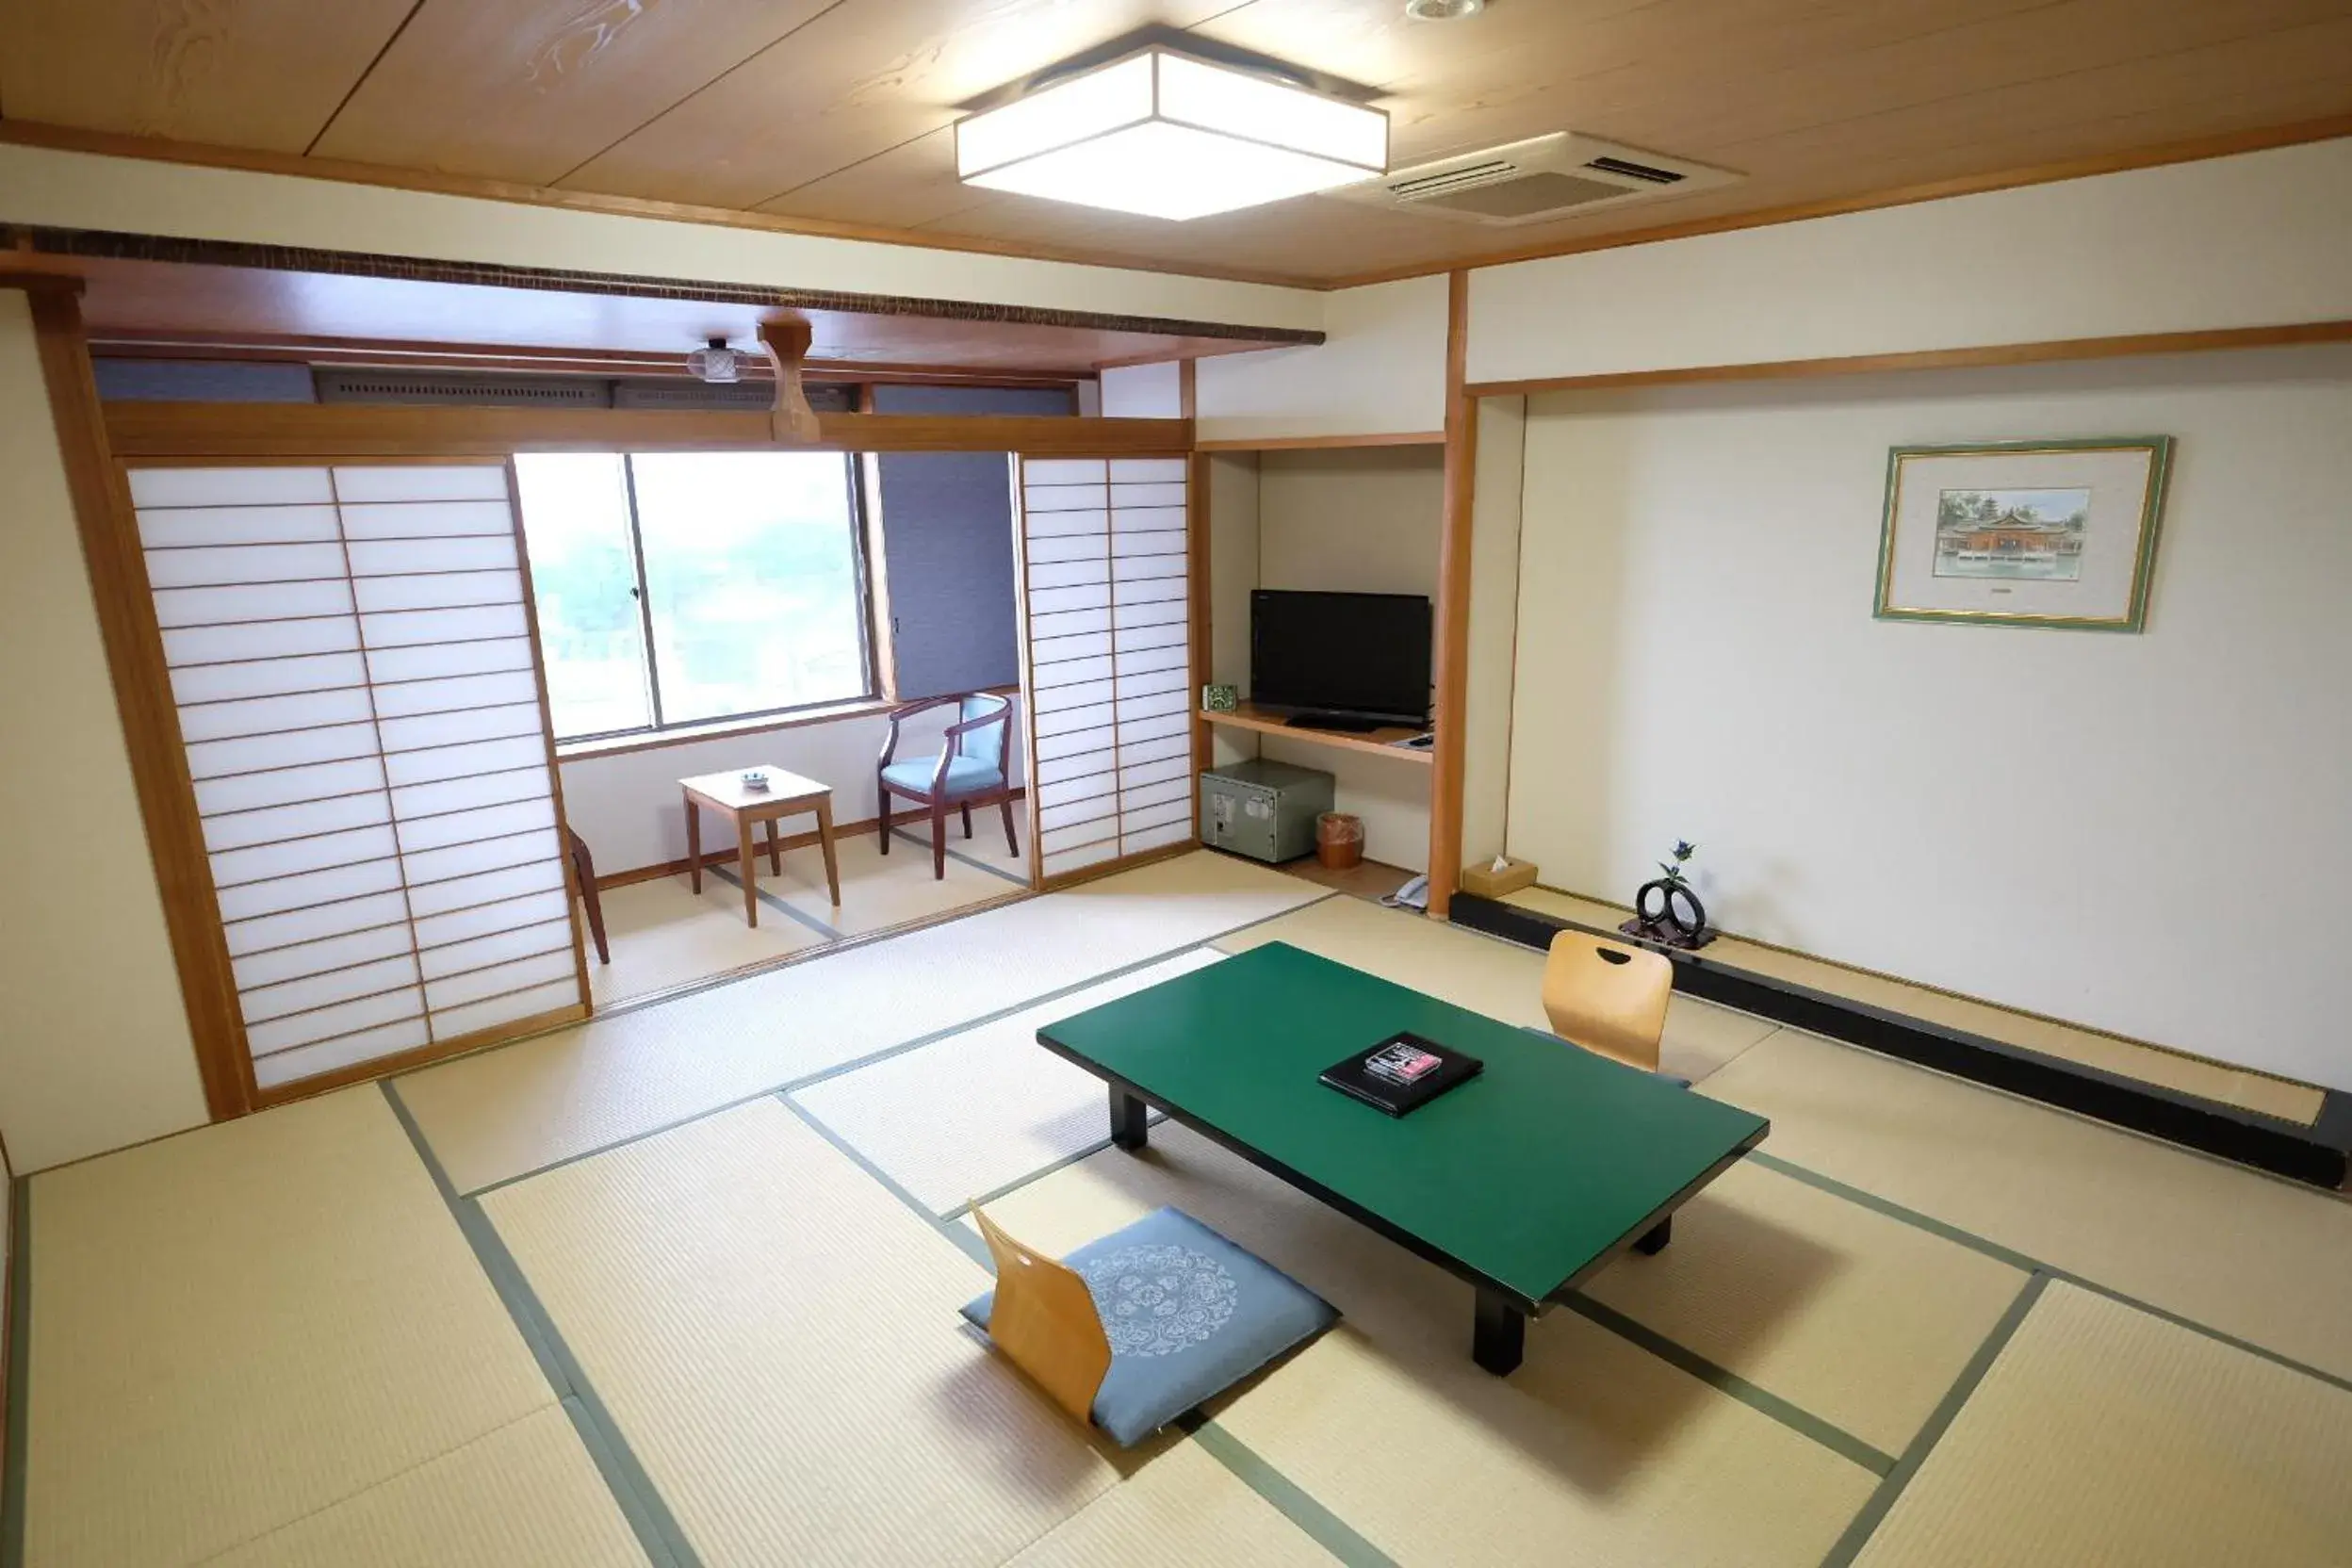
[955,47,1387,220]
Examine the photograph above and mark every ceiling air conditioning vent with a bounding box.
[1329,133,1739,225]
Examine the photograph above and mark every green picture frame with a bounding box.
[1874,435,2173,631]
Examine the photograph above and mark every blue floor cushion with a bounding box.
[882,756,1003,796]
[961,1206,1338,1446]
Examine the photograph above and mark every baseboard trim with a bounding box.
[1450,892,2351,1189]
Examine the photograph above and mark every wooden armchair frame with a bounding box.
[876,693,1021,879]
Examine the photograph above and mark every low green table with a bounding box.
[1035,941,1770,1375]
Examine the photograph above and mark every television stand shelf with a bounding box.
[1200,704,1433,764]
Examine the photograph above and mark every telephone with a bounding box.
[1381,874,1430,911]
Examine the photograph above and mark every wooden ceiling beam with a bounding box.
[103,400,1192,459]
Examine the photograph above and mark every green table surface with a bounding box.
[1036,941,1769,1307]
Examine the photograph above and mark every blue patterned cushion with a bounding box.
[961,1206,1337,1446]
[881,756,1004,796]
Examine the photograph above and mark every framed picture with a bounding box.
[1875,437,2173,631]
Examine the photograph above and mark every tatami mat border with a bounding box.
[3,1178,30,1568]
[1177,1414,1398,1568]
[1554,1293,1897,1475]
[1747,1150,2352,1396]
[705,864,844,941]
[379,1082,701,1568]
[890,826,1031,888]
[1820,1273,2050,1568]
[459,892,1341,1200]
[775,1096,993,1270]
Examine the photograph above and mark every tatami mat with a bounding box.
[1701,1029,2352,1381]
[24,1088,552,1568]
[203,1406,647,1568]
[1579,1160,2028,1456]
[977,1123,1876,1567]
[1854,1282,2352,1567]
[764,825,1023,937]
[1506,887,2325,1123]
[481,1098,1122,1568]
[1004,1438,1335,1567]
[792,949,1226,1215]
[1219,893,1778,1082]
[891,818,1031,880]
[400,851,1324,1194]
[580,874,825,1009]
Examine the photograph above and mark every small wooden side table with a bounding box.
[678,766,841,927]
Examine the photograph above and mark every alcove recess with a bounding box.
[1200,441,1443,875]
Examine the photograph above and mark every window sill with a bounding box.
[556,698,897,762]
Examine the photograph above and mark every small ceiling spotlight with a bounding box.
[955,45,1387,220]
[685,336,741,384]
[1404,0,1483,19]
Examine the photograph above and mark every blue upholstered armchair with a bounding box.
[876,693,1021,878]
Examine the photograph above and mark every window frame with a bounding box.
[521,449,882,746]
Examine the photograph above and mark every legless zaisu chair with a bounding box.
[1540,930,1675,1076]
[962,1204,1336,1447]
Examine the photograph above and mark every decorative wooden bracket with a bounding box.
[757,318,822,445]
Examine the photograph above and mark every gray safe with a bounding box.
[1199,758,1336,864]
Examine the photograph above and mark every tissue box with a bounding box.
[1460,857,1537,899]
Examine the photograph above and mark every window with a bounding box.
[514,451,874,742]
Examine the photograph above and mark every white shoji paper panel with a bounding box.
[1019,453,1195,878]
[134,463,578,1092]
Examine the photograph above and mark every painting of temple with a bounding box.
[1933,488,2090,580]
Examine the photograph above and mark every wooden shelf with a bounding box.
[1200,704,1433,764]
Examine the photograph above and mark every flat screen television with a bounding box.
[1250,590,1432,729]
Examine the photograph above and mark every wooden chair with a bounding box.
[565,827,609,965]
[876,693,1021,879]
[969,1207,1113,1426]
[1541,930,1672,1072]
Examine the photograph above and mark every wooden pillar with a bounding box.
[1427,271,1477,920]
[1182,361,1211,838]
[15,277,253,1119]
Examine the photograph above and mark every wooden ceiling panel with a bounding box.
[559,0,1231,211]
[308,0,837,184]
[3,0,2348,285]
[0,0,416,150]
[753,126,993,232]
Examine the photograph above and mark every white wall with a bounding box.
[1460,397,1525,868]
[1470,137,2352,386]
[0,293,210,1170]
[1507,344,2352,1090]
[1196,275,1449,442]
[1249,448,1443,872]
[1100,361,1184,418]
[557,700,1020,876]
[0,143,1324,334]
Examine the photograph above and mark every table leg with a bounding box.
[685,794,702,892]
[814,798,841,906]
[1473,1288,1526,1377]
[765,816,783,876]
[1109,1085,1149,1152]
[1636,1216,1673,1255]
[737,819,758,927]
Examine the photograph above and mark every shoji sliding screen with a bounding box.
[128,463,587,1095]
[1018,456,1195,884]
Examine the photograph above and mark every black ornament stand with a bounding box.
[1620,877,1717,951]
